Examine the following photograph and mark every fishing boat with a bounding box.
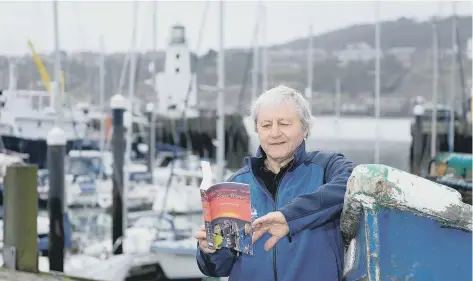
[426,152,472,204]
[342,164,472,281]
[0,85,89,169]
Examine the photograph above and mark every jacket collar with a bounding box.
[252,139,308,167]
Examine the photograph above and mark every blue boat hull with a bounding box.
[344,208,472,281]
[342,164,472,281]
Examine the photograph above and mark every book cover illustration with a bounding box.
[200,161,253,255]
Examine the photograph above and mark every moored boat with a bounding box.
[342,164,472,281]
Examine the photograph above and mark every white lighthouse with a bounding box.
[156,25,198,119]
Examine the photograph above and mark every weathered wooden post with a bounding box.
[145,102,155,181]
[3,164,38,273]
[412,104,424,176]
[47,126,66,272]
[111,94,126,255]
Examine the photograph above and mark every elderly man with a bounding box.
[193,85,355,281]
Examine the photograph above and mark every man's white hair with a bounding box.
[250,84,312,137]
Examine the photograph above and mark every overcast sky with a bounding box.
[0,1,471,55]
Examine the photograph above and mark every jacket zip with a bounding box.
[273,190,279,281]
[272,165,292,281]
[248,160,293,281]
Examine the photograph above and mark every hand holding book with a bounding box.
[193,225,216,254]
[199,161,254,255]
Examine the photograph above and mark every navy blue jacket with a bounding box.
[196,141,355,281]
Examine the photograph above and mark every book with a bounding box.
[200,161,253,255]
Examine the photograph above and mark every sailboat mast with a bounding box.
[52,0,63,126]
[335,77,341,152]
[99,36,105,152]
[251,2,261,101]
[374,1,381,164]
[431,17,439,159]
[8,61,17,91]
[216,0,225,182]
[306,25,313,114]
[149,0,158,179]
[124,0,139,230]
[261,3,268,92]
[335,77,341,120]
[448,3,457,152]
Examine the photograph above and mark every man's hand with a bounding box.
[193,225,216,254]
[252,211,289,251]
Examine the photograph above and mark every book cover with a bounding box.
[200,161,253,255]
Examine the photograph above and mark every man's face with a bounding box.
[256,101,306,162]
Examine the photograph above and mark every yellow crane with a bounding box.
[27,39,65,94]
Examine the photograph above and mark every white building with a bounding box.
[335,42,384,65]
[155,25,198,119]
